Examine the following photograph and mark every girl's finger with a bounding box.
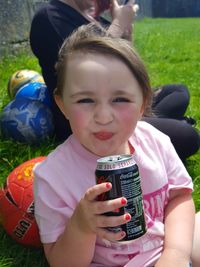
[84,182,112,201]
[96,212,131,228]
[96,227,126,241]
[94,197,127,215]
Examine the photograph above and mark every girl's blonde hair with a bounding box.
[55,23,152,114]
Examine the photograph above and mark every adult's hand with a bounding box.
[107,0,138,40]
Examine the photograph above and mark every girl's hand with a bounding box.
[71,182,131,241]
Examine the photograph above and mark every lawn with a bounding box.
[0,17,200,266]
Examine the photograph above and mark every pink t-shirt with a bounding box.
[34,121,193,267]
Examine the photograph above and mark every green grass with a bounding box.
[0,18,200,266]
[134,18,200,210]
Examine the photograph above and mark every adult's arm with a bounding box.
[30,8,62,93]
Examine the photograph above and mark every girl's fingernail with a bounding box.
[121,197,127,205]
[106,182,111,189]
[125,213,131,221]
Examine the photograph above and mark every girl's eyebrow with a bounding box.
[113,90,137,96]
[69,89,137,98]
[69,91,95,98]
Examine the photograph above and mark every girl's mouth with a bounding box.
[93,131,113,140]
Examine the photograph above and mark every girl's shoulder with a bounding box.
[132,121,173,159]
[34,134,98,179]
[136,120,170,142]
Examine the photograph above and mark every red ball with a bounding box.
[0,157,46,247]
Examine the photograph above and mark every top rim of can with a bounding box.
[97,154,133,163]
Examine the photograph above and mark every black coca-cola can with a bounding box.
[96,154,146,242]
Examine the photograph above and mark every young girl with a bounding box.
[34,24,195,267]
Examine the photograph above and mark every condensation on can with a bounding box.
[96,154,146,242]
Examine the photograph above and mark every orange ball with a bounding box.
[0,157,46,247]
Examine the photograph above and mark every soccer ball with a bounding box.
[0,157,46,247]
[0,98,55,144]
[7,70,44,99]
[15,82,52,108]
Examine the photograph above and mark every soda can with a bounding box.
[96,154,146,242]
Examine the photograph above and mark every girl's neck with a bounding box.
[59,0,96,22]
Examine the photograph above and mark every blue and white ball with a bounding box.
[15,82,52,108]
[0,98,55,144]
[7,70,44,99]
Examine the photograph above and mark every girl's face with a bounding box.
[55,52,144,157]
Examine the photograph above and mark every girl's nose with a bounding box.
[94,104,113,125]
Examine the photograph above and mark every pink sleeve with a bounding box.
[34,170,73,244]
[163,137,193,193]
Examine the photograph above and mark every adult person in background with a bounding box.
[30,0,199,162]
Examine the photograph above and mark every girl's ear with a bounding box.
[140,100,145,116]
[138,99,147,120]
[54,93,69,119]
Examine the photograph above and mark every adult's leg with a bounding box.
[191,212,200,267]
[143,117,200,162]
[152,84,190,119]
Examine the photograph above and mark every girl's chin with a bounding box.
[96,152,114,157]
[83,140,130,156]
[91,148,125,157]
[87,147,115,157]
[90,150,111,157]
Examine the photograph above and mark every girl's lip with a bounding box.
[93,132,113,140]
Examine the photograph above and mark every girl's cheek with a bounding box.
[117,107,140,124]
[69,108,88,126]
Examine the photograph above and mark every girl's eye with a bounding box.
[113,97,130,103]
[77,98,94,103]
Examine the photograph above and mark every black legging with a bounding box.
[143,117,199,162]
[144,84,199,162]
[152,84,190,119]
